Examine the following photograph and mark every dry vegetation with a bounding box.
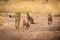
[0,0,60,40]
[0,0,60,14]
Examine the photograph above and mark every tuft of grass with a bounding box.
[19,9,31,13]
[0,16,5,29]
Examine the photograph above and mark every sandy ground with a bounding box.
[0,13,60,40]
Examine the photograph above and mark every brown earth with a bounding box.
[0,13,60,40]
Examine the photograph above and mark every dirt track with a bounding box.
[0,13,60,40]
